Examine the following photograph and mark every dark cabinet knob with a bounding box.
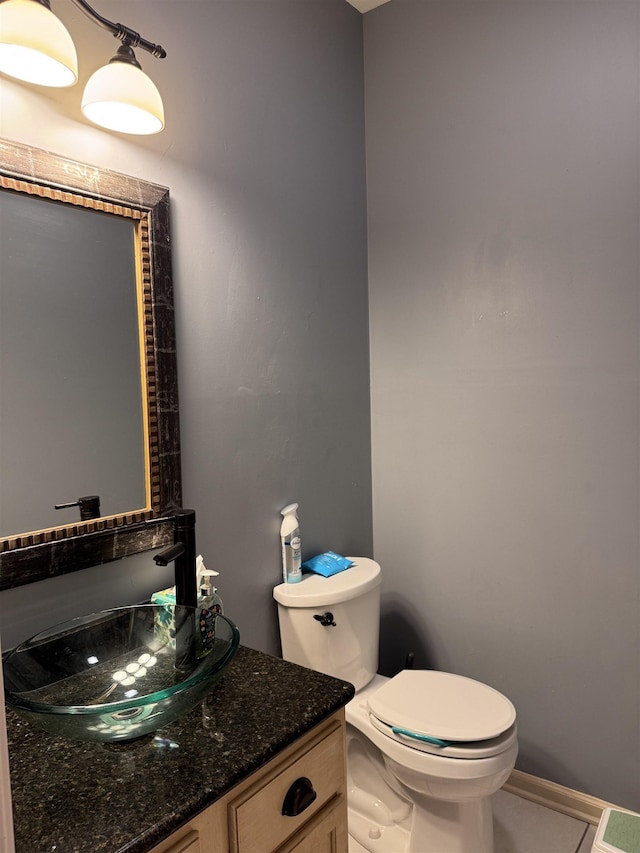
[281,776,317,817]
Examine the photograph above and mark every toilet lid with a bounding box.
[367,670,516,743]
[368,714,517,759]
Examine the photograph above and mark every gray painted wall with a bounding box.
[0,0,372,653]
[365,0,639,809]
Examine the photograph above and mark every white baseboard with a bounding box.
[503,770,619,826]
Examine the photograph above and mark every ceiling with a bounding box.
[345,0,391,14]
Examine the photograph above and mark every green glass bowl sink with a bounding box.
[3,605,239,743]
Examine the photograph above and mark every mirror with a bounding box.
[0,139,181,591]
[1,188,147,536]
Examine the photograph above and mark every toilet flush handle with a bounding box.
[313,612,336,627]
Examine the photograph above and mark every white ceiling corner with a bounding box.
[345,0,392,14]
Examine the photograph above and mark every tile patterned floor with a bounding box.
[493,790,597,853]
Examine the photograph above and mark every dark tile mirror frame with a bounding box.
[0,138,181,591]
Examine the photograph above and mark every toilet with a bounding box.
[273,557,518,853]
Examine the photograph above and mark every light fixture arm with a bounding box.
[68,0,166,58]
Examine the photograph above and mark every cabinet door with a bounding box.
[280,798,348,853]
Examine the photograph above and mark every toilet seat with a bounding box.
[367,670,517,760]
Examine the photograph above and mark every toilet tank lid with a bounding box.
[273,557,381,607]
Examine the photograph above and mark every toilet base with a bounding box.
[347,794,493,853]
[411,793,493,853]
[348,806,410,852]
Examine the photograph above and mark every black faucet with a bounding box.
[153,508,198,609]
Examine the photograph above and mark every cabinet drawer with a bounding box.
[228,725,345,853]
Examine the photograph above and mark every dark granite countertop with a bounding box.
[6,645,355,853]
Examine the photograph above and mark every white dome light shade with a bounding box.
[0,0,78,87]
[81,60,164,135]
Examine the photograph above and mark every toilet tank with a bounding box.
[273,557,381,691]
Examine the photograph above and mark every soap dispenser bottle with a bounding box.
[197,566,224,658]
[280,503,302,583]
[200,569,223,615]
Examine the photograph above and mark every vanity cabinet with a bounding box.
[150,710,347,853]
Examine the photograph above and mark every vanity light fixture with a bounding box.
[0,0,166,134]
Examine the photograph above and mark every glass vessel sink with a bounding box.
[3,605,240,743]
